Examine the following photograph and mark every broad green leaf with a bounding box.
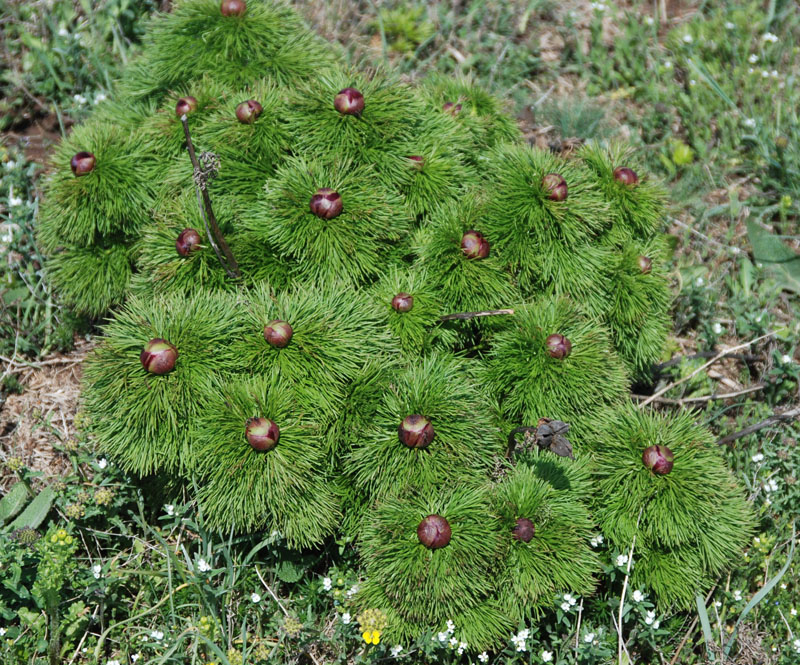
[746,220,800,293]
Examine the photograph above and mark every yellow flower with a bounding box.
[362,630,381,645]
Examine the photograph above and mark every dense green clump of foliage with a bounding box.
[37,0,754,651]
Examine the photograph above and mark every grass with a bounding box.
[1,0,799,663]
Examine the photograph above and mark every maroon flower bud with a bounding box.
[334,88,364,115]
[613,166,639,186]
[246,417,279,451]
[309,188,343,220]
[512,518,535,543]
[175,228,202,257]
[263,320,293,348]
[398,415,435,449]
[461,230,490,259]
[220,0,246,16]
[417,514,451,549]
[70,151,96,177]
[391,292,414,313]
[443,102,462,116]
[407,155,424,168]
[235,99,263,124]
[545,333,572,359]
[140,338,178,375]
[642,445,674,475]
[175,96,198,118]
[638,255,652,274]
[542,173,568,201]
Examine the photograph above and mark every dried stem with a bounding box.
[439,308,514,321]
[717,406,800,446]
[180,114,240,279]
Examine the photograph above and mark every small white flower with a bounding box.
[645,610,656,625]
[771,70,779,78]
[645,16,654,25]
[541,650,553,662]
[561,601,571,611]
[342,612,351,625]
[584,632,596,643]
[590,534,604,547]
[633,590,645,602]
[0,627,6,636]
[616,554,629,567]
[150,630,164,641]
[794,638,800,653]
[73,93,87,105]
[346,584,359,598]
[251,592,261,603]
[164,504,174,516]
[515,641,526,652]
[752,453,764,463]
[92,564,102,579]
[438,631,449,642]
[196,559,211,573]
[446,619,456,633]
[724,21,735,29]
[712,322,723,334]
[58,27,69,37]
[689,79,697,86]
[107,660,121,665]
[781,583,787,589]
[743,118,756,128]
[458,642,467,655]
[762,32,778,43]
[683,34,693,43]
[790,608,797,616]
[748,54,759,64]
[714,601,722,608]
[695,277,704,286]
[9,194,23,207]
[733,590,742,601]
[391,645,403,657]
[664,60,673,69]
[449,637,458,647]
[94,93,107,105]
[653,620,660,629]
[97,458,108,469]
[131,655,141,663]
[478,652,489,663]
[517,629,530,640]
[748,67,755,74]
[564,593,577,606]
[323,577,332,591]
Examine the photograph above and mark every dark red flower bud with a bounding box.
[70,151,96,177]
[417,514,451,549]
[642,445,674,475]
[263,320,293,348]
[398,415,435,449]
[443,102,462,116]
[461,230,490,259]
[334,88,364,115]
[613,166,639,186]
[309,188,343,220]
[175,96,198,117]
[235,99,263,124]
[246,417,280,451]
[140,338,178,375]
[512,518,535,543]
[407,155,424,169]
[175,228,202,257]
[391,293,414,313]
[638,255,652,274]
[220,0,246,16]
[542,173,568,201]
[545,333,572,359]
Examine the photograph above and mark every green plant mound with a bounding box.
[37,0,757,648]
[588,404,756,607]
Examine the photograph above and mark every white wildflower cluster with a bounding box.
[725,21,735,30]
[682,34,693,44]
[748,54,759,64]
[510,628,529,652]
[150,630,164,641]
[251,592,261,603]
[164,504,175,516]
[322,576,333,591]
[560,593,578,612]
[92,564,102,580]
[541,650,553,662]
[590,2,608,11]
[590,533,604,548]
[478,652,489,663]
[346,584,359,598]
[435,619,456,643]
[341,612,351,624]
[644,610,660,629]
[712,322,723,334]
[743,118,756,129]
[763,477,779,493]
[793,638,800,654]
[733,590,743,601]
[632,589,645,602]
[791,608,797,616]
[615,553,630,568]
[752,453,764,463]
[196,558,211,573]
[762,32,778,43]
[782,354,793,364]
[390,645,403,657]
[73,93,88,106]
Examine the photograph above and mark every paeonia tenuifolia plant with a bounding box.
[38,0,754,651]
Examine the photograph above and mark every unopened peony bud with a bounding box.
[417,514,451,549]
[246,417,279,451]
[140,338,178,375]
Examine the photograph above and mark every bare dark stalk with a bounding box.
[717,406,800,446]
[439,308,514,322]
[180,115,240,279]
